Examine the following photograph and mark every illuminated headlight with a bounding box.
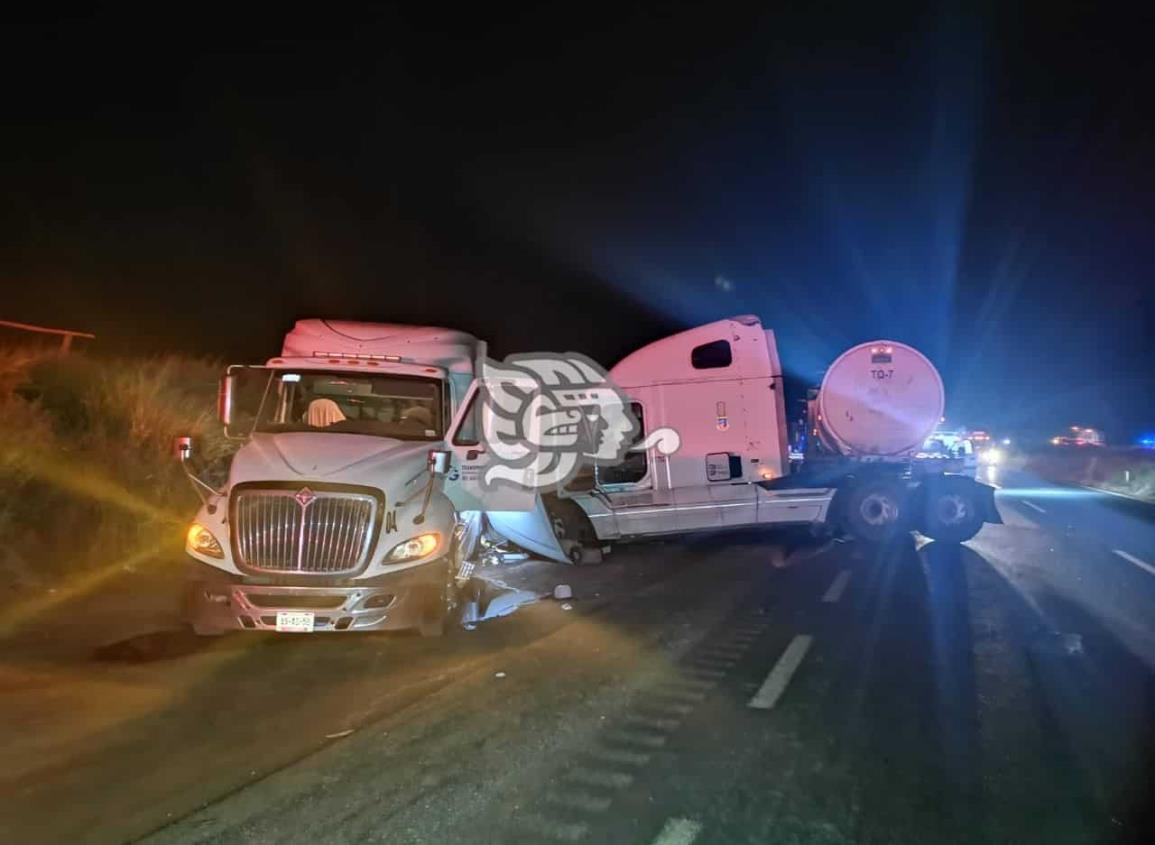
[384,533,441,564]
[979,448,1003,465]
[186,523,224,559]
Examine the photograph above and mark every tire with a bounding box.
[183,586,226,636]
[545,497,601,566]
[418,558,458,637]
[842,479,909,543]
[919,477,984,544]
[189,622,226,637]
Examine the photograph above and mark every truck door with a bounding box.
[595,399,678,536]
[441,380,571,563]
[441,380,539,513]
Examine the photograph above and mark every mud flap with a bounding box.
[976,481,1003,524]
[486,497,570,563]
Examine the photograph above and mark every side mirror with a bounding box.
[174,435,194,462]
[428,450,451,476]
[218,373,234,426]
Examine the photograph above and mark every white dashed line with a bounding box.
[821,569,852,603]
[609,729,668,749]
[589,747,651,767]
[650,817,704,845]
[1114,549,1155,577]
[748,634,813,710]
[624,714,681,731]
[566,768,634,789]
[547,790,613,813]
[1022,501,1046,514]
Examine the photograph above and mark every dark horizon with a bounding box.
[2,3,1153,441]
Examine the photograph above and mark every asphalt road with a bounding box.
[2,469,1154,845]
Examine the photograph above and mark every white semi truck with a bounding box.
[178,320,544,636]
[178,315,998,635]
[539,315,999,556]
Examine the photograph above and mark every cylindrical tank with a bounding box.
[816,341,944,456]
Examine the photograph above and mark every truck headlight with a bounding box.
[979,448,1002,465]
[187,523,224,559]
[385,532,441,564]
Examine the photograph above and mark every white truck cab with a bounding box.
[551,316,834,543]
[180,320,557,636]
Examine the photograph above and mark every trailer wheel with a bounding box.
[843,479,909,543]
[920,477,984,544]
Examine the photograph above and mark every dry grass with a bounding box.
[0,349,229,594]
[1025,447,1155,500]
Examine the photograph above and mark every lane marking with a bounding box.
[748,634,813,710]
[699,645,748,658]
[654,691,707,706]
[566,768,634,789]
[1114,549,1155,577]
[547,790,613,813]
[625,715,681,731]
[651,817,704,845]
[609,729,668,749]
[589,747,651,767]
[685,667,729,680]
[821,569,852,603]
[1022,501,1046,514]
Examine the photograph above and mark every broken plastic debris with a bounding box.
[553,584,573,600]
[325,729,355,739]
[495,671,507,679]
[561,603,574,611]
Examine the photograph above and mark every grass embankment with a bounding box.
[0,349,229,604]
[1023,446,1155,500]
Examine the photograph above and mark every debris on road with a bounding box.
[325,729,355,739]
[561,603,573,611]
[553,584,573,600]
[495,671,507,679]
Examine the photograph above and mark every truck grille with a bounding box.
[231,487,380,575]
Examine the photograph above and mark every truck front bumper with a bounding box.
[184,556,447,634]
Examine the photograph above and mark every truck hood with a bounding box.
[230,432,430,484]
[228,433,570,565]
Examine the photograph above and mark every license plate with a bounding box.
[275,611,315,632]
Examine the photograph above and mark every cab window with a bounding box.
[598,402,648,485]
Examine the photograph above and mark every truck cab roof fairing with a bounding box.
[282,319,482,375]
[609,315,781,388]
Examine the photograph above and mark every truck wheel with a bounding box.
[843,479,909,543]
[418,559,458,637]
[183,587,226,636]
[920,477,984,544]
[546,497,600,566]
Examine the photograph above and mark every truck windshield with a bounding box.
[250,370,444,440]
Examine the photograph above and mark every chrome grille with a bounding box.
[232,488,379,574]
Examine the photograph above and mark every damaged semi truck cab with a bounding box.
[179,320,551,636]
[548,315,1000,547]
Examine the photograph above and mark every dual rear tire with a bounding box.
[839,476,984,545]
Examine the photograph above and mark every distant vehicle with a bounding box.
[1051,426,1105,447]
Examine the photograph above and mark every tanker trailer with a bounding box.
[804,341,1000,542]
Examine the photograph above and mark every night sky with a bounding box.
[2,3,1153,441]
